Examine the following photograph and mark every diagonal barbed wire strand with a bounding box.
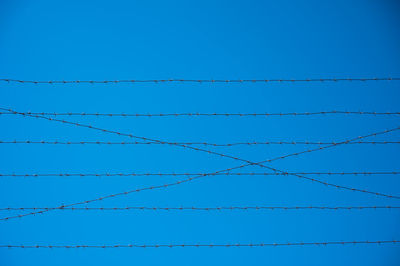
[3,107,400,193]
[1,144,397,221]
[1,108,399,221]
[1,206,399,211]
[3,108,400,201]
[1,77,399,84]
[0,240,398,248]
[1,172,399,178]
[1,111,400,117]
[1,140,400,146]
[6,108,399,169]
[3,108,399,170]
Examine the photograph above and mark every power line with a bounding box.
[1,77,399,84]
[1,206,399,211]
[1,172,399,177]
[2,108,399,221]
[1,111,400,117]
[0,240,398,248]
[1,140,399,146]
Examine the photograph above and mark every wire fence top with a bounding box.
[1,77,400,84]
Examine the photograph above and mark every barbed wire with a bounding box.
[1,140,400,146]
[2,107,399,221]
[1,77,399,84]
[1,111,400,117]
[6,108,399,170]
[4,108,400,170]
[5,159,398,221]
[0,240,398,248]
[1,206,399,211]
[5,111,400,189]
[1,172,399,177]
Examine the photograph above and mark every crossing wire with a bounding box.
[0,240,398,248]
[3,107,399,196]
[1,206,399,211]
[1,172,399,177]
[0,110,398,222]
[1,111,400,117]
[6,109,397,211]
[1,77,399,84]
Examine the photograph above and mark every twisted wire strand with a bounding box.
[1,172,399,177]
[1,206,399,211]
[1,107,399,221]
[0,240,398,248]
[1,111,400,117]
[1,77,399,84]
[4,107,400,190]
[1,140,400,146]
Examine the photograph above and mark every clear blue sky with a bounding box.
[0,0,400,265]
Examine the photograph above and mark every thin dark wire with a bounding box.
[1,140,400,146]
[5,110,400,191]
[5,107,400,195]
[1,111,400,117]
[1,206,399,211]
[0,240,398,248]
[1,77,399,84]
[2,108,399,221]
[1,172,399,177]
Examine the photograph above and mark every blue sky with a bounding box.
[0,0,400,265]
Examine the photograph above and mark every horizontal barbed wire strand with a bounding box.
[1,172,399,177]
[0,127,394,224]
[4,107,400,193]
[1,108,399,221]
[1,77,399,84]
[0,240,398,248]
[2,108,399,207]
[1,111,400,117]
[6,108,399,170]
[1,206,399,211]
[0,140,399,146]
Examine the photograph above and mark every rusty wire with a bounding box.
[0,240,398,248]
[1,77,399,84]
[1,107,400,221]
